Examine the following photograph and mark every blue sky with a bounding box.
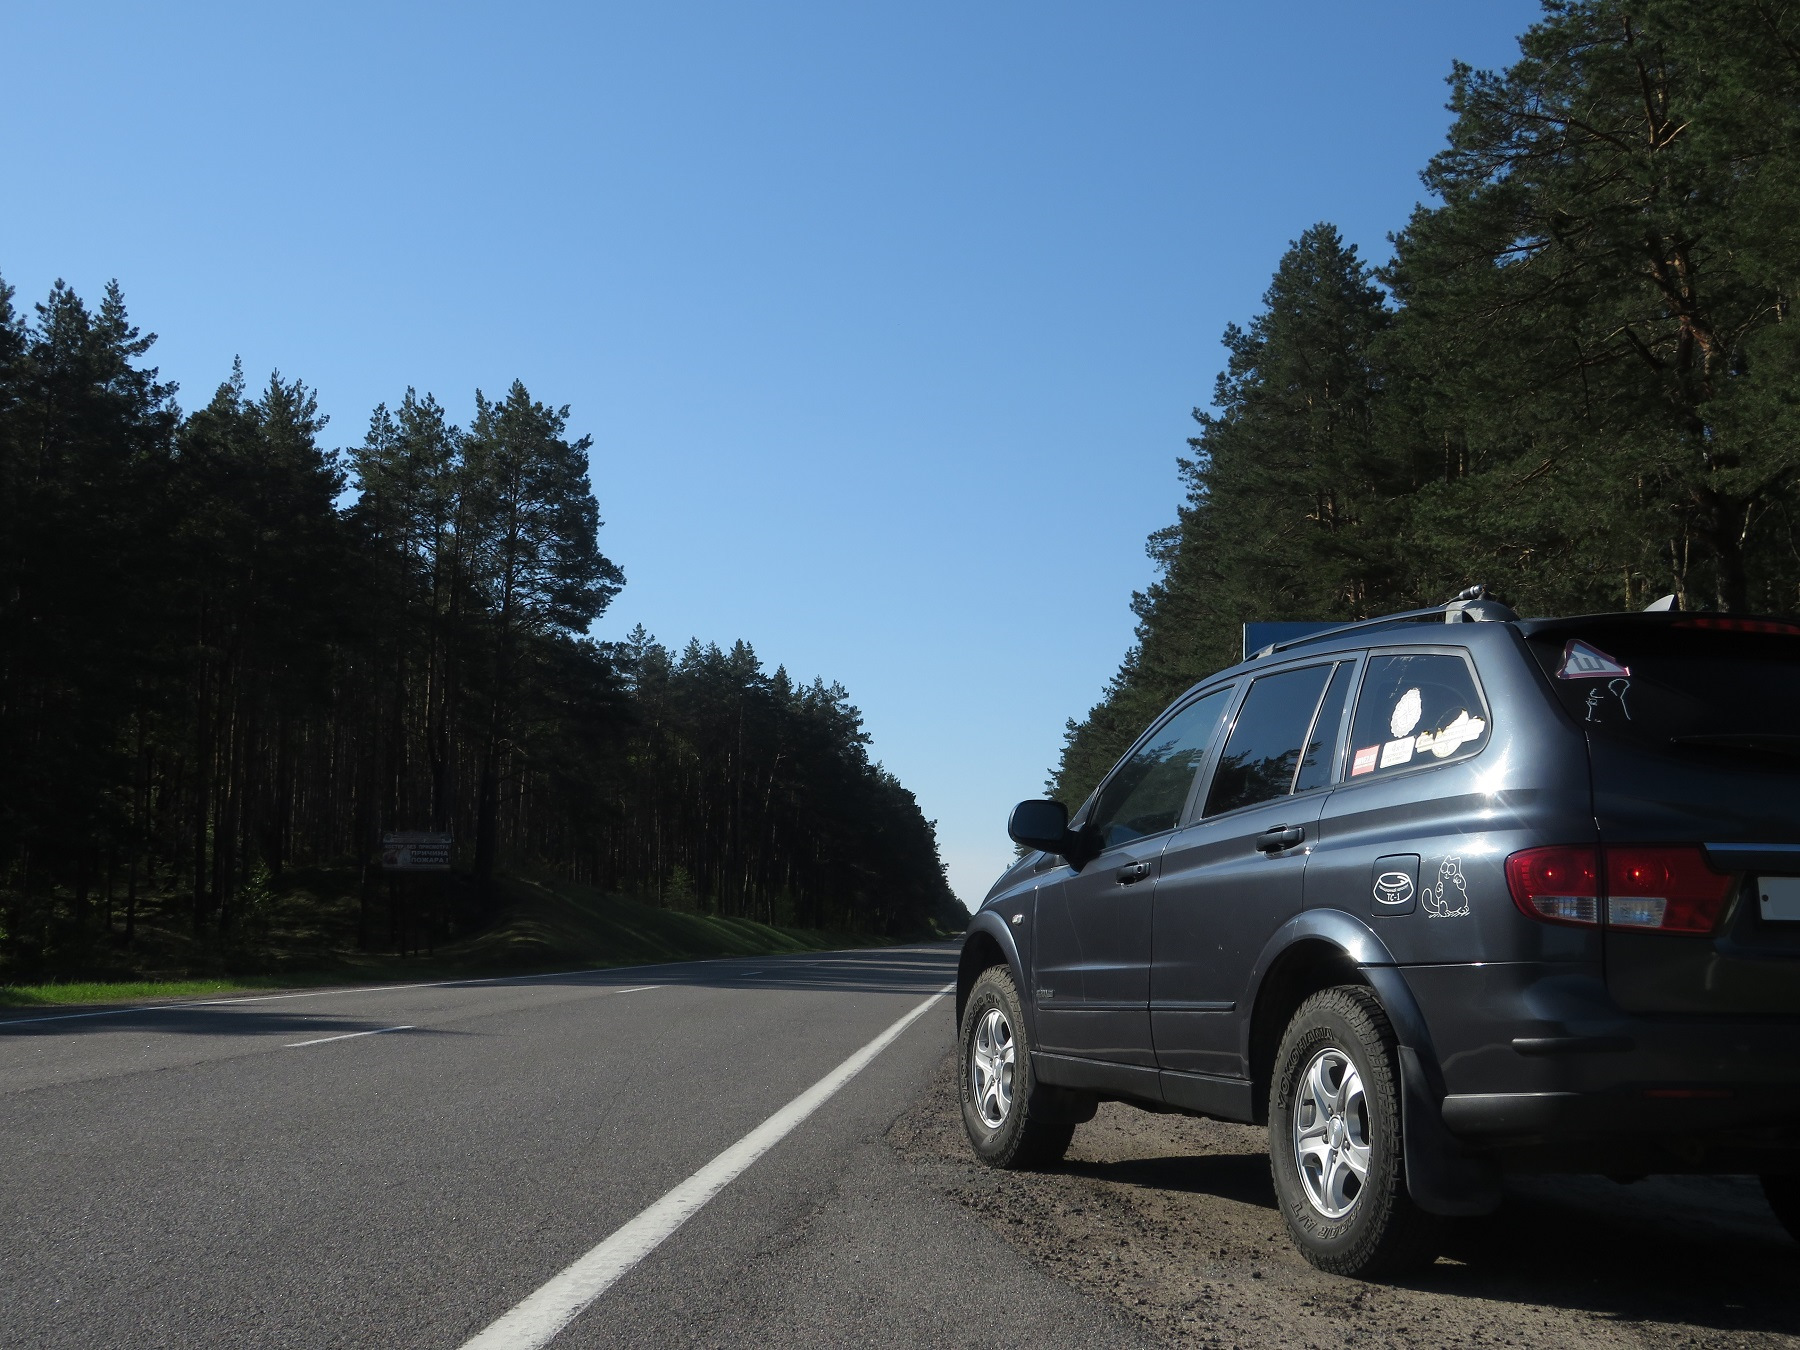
[2,1,1541,908]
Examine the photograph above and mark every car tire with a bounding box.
[1269,986,1440,1277]
[958,965,1077,1169]
[1762,1175,1800,1243]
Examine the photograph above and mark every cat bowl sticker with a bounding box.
[1557,640,1630,680]
[1370,854,1419,915]
[1373,872,1414,906]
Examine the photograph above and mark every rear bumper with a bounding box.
[1441,1085,1800,1137]
[1400,960,1800,1159]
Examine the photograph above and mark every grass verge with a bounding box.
[0,872,896,1007]
[0,977,290,1007]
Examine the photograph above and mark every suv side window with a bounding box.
[1089,686,1232,851]
[1346,652,1489,779]
[1203,663,1336,817]
[1294,661,1354,793]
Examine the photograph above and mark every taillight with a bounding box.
[1604,847,1732,933]
[1506,845,1732,934]
[1672,617,1800,635]
[1506,847,1600,926]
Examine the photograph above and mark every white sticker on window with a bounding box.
[1379,737,1414,768]
[1390,687,1423,738]
[1415,709,1486,759]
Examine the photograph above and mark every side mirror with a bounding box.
[1010,799,1103,870]
[1008,799,1069,854]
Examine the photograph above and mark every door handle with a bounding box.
[1255,825,1305,854]
[1115,861,1152,885]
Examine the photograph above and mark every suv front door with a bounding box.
[1033,685,1234,1065]
[1151,660,1355,1081]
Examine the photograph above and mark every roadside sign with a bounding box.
[381,831,452,871]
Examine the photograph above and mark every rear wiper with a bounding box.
[1669,733,1800,760]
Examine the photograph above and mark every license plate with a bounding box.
[1758,876,1800,921]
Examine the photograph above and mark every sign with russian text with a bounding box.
[381,831,452,871]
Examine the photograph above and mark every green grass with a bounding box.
[0,872,891,1007]
[454,875,884,969]
[0,977,283,1007]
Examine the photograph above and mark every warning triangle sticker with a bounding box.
[1557,640,1630,680]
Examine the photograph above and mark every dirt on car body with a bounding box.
[890,1053,1800,1349]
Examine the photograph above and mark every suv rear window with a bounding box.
[1346,653,1489,779]
[1526,621,1800,753]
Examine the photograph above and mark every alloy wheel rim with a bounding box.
[1292,1046,1371,1219]
[970,1007,1015,1129]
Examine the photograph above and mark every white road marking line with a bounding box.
[284,1025,416,1048]
[460,982,955,1350]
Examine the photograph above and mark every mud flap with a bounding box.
[1030,1083,1099,1124]
[1399,1045,1504,1216]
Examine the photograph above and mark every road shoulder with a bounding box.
[890,1051,1800,1349]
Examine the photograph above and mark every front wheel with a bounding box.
[1269,986,1440,1277]
[958,966,1075,1169]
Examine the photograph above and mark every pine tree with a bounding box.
[1052,226,1392,808]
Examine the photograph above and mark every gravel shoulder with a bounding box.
[889,1051,1800,1349]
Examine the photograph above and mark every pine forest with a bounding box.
[1055,0,1800,808]
[0,286,963,979]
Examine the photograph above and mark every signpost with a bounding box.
[380,831,452,871]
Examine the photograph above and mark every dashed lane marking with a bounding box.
[284,1025,416,1048]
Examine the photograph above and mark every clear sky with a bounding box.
[2,0,1541,909]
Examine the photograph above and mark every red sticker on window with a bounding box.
[1351,745,1379,776]
[1557,640,1630,679]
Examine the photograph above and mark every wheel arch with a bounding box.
[957,911,1029,1037]
[1241,909,1426,1126]
[1244,938,1367,1125]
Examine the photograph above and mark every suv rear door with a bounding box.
[1525,618,1800,1016]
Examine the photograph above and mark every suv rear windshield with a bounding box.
[1526,621,1800,753]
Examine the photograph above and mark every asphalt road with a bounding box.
[0,945,1146,1350]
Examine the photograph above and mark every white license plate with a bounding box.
[1758,876,1800,921]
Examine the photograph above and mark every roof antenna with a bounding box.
[1643,594,1679,612]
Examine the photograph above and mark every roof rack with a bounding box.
[1246,586,1520,661]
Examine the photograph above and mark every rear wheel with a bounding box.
[958,966,1076,1169]
[1762,1175,1800,1243]
[1269,986,1440,1277]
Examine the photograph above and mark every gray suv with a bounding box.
[956,594,1800,1276]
